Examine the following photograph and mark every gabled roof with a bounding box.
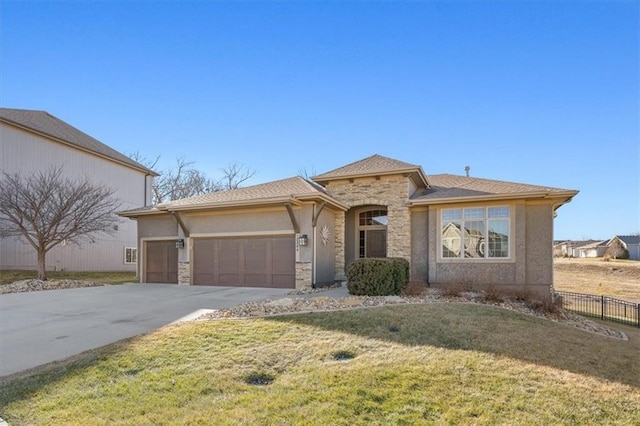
[119,176,347,216]
[410,174,578,206]
[0,107,156,175]
[312,154,429,188]
[611,235,640,245]
[575,240,608,250]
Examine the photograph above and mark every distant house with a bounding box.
[574,240,608,258]
[121,154,578,297]
[0,107,156,272]
[607,235,640,261]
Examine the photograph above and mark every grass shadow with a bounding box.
[266,303,640,388]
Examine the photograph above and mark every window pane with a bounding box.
[442,208,461,221]
[359,230,366,258]
[442,221,461,257]
[488,206,509,218]
[360,209,388,226]
[464,208,485,220]
[463,220,485,258]
[488,219,509,257]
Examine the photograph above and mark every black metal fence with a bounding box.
[555,290,640,328]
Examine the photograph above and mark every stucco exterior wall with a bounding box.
[525,204,554,286]
[137,215,178,239]
[410,209,429,282]
[0,122,149,272]
[425,202,555,297]
[314,207,336,285]
[184,209,294,235]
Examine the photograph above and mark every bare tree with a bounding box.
[130,154,256,203]
[607,238,629,260]
[220,163,256,190]
[0,167,121,280]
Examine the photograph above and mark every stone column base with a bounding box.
[295,262,312,290]
[178,261,191,285]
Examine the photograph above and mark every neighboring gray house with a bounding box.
[0,107,156,271]
[608,235,640,261]
[121,154,578,296]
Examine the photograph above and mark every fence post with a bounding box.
[601,295,604,321]
[637,303,640,328]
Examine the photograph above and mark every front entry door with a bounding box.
[366,229,387,258]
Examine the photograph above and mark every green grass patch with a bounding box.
[0,270,136,285]
[1,304,639,425]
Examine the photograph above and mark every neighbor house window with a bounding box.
[441,206,510,259]
[124,247,137,264]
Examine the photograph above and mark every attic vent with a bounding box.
[464,166,470,177]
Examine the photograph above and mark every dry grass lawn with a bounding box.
[0,270,136,285]
[1,304,639,425]
[554,258,640,302]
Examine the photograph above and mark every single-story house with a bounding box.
[120,154,578,296]
[573,240,609,258]
[607,235,640,260]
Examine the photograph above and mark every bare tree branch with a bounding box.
[131,154,257,204]
[0,167,121,280]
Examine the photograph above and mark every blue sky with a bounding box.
[1,1,638,240]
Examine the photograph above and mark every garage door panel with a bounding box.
[193,236,294,288]
[145,241,178,284]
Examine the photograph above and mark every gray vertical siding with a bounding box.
[1,122,148,272]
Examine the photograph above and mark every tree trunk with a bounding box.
[37,248,47,281]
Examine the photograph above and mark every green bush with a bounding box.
[346,258,410,296]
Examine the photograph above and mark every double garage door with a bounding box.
[192,236,295,288]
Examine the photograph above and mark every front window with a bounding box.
[441,206,510,259]
[124,247,138,264]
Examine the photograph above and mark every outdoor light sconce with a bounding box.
[175,239,185,249]
[298,234,308,247]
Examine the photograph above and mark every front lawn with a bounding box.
[1,304,638,424]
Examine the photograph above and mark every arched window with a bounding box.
[357,208,388,258]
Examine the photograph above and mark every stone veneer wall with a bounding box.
[178,261,190,285]
[295,261,312,290]
[322,175,412,264]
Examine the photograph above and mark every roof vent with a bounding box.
[464,166,470,177]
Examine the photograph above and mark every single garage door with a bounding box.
[193,236,295,288]
[145,240,178,283]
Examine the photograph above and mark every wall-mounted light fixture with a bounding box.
[298,234,308,247]
[175,239,185,249]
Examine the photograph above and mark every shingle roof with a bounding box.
[614,235,640,245]
[0,107,156,175]
[119,176,346,216]
[167,176,328,207]
[411,174,577,203]
[312,154,428,186]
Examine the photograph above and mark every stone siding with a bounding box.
[295,261,312,290]
[178,261,191,285]
[323,175,412,264]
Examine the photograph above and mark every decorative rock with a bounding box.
[265,298,295,308]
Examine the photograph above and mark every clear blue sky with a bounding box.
[1,1,638,240]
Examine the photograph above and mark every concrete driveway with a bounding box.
[0,283,291,377]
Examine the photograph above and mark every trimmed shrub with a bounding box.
[346,257,410,296]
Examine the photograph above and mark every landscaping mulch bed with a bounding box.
[0,279,110,294]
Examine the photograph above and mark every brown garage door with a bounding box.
[145,240,178,283]
[193,236,295,288]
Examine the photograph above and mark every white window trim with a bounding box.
[438,205,514,263]
[124,247,138,264]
